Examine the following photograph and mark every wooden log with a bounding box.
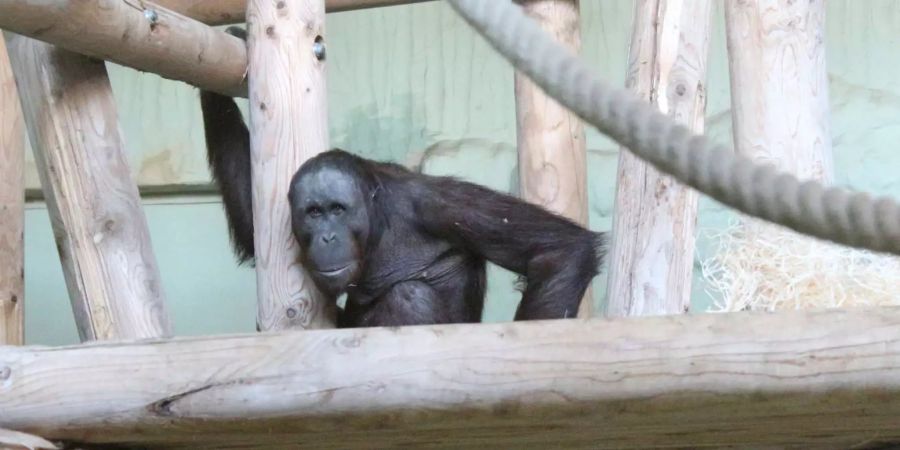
[513,0,591,318]
[149,0,248,25]
[246,0,336,330]
[604,0,712,318]
[6,36,172,341]
[152,0,437,26]
[725,0,833,182]
[0,34,25,346]
[4,308,900,448]
[0,0,248,97]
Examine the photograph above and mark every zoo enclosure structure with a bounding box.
[2,0,900,449]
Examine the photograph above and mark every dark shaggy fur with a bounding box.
[200,26,606,328]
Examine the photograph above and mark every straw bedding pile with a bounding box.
[700,216,900,312]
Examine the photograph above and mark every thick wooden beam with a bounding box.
[247,0,335,330]
[0,0,248,97]
[6,36,172,341]
[0,34,25,346]
[513,0,591,318]
[152,0,437,26]
[604,0,712,318]
[3,308,900,448]
[725,0,833,182]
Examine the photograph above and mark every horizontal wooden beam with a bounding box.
[0,0,247,97]
[152,0,438,25]
[3,308,900,448]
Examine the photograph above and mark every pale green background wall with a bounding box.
[19,1,900,345]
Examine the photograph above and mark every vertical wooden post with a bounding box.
[0,33,24,345]
[6,36,172,341]
[604,0,712,318]
[725,0,832,183]
[513,0,592,318]
[246,0,336,330]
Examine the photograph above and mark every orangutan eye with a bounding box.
[306,206,323,218]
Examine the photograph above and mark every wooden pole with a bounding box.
[152,0,437,26]
[604,0,712,318]
[0,34,25,346]
[513,0,591,318]
[725,0,833,182]
[3,308,900,448]
[0,0,248,97]
[6,36,172,342]
[246,0,336,330]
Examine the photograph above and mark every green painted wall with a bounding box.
[24,199,257,345]
[19,1,900,344]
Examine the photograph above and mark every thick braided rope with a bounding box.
[445,0,900,255]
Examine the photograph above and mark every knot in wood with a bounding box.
[0,366,10,380]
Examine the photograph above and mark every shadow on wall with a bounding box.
[330,94,435,163]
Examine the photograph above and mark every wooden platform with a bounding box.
[2,307,900,449]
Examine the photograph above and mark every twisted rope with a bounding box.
[445,0,900,256]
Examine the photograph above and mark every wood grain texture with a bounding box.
[604,0,711,318]
[513,0,592,317]
[0,34,25,346]
[6,36,172,341]
[0,0,248,97]
[150,0,249,25]
[725,0,833,183]
[247,0,336,330]
[4,308,900,448]
[152,0,437,25]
